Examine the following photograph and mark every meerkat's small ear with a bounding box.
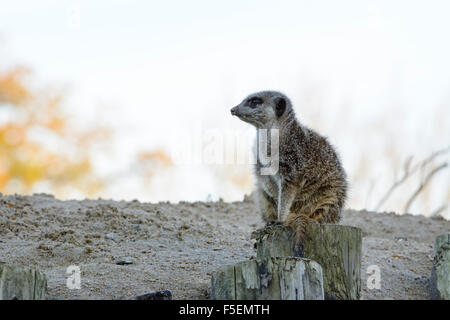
[274,97,286,118]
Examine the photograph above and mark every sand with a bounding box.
[0,192,449,300]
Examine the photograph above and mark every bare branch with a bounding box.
[375,156,412,210]
[404,162,448,213]
[365,179,376,208]
[418,146,450,170]
[374,146,450,211]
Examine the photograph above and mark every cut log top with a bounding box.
[252,223,362,300]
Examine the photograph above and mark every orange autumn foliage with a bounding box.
[0,66,105,196]
[136,149,173,181]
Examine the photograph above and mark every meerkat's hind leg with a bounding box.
[311,202,342,224]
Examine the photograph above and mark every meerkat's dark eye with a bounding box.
[274,97,286,117]
[248,97,263,108]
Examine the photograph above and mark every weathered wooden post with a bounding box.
[252,223,362,300]
[430,233,450,300]
[0,263,47,300]
[211,257,324,300]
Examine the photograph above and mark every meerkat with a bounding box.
[231,90,347,256]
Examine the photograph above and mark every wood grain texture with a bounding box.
[0,263,47,300]
[252,223,362,300]
[211,257,324,300]
[430,233,450,300]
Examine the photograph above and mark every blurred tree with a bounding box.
[0,65,106,196]
[137,150,172,178]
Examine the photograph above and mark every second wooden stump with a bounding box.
[211,257,324,300]
[252,223,362,300]
[429,233,450,300]
[0,263,47,300]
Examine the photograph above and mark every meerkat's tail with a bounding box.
[285,213,310,257]
[285,202,343,257]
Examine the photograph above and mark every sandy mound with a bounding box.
[0,193,448,300]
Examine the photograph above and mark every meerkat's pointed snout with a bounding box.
[230,106,239,116]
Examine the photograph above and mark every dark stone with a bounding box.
[133,290,172,300]
[116,258,133,265]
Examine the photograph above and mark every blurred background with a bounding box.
[0,0,448,218]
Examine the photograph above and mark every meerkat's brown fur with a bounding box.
[231,90,347,256]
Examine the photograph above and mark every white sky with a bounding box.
[1,0,449,216]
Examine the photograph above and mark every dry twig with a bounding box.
[404,162,448,213]
[374,146,449,211]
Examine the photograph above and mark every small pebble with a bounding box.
[106,232,116,241]
[116,258,133,265]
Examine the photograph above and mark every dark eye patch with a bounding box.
[247,97,263,108]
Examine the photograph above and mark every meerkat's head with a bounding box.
[230,91,293,128]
